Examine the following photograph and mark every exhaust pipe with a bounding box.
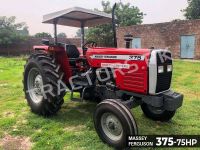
[112,3,117,48]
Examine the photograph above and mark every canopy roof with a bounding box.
[43,7,113,27]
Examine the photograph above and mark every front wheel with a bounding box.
[94,99,138,149]
[141,103,176,121]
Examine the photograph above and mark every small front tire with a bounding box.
[141,103,176,121]
[94,99,138,149]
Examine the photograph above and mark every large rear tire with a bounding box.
[141,103,176,122]
[94,99,138,149]
[23,51,66,116]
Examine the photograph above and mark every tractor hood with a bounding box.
[86,47,151,68]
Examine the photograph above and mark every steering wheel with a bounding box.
[82,41,97,50]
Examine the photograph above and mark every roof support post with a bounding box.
[53,20,58,45]
[81,21,85,48]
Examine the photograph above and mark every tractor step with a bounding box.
[70,79,93,102]
[73,80,90,87]
[70,86,95,102]
[70,89,83,102]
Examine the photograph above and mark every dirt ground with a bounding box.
[0,134,32,150]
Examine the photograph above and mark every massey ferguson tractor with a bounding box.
[23,4,183,149]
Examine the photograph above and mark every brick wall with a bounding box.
[117,19,200,59]
[0,37,81,56]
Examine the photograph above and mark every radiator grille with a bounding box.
[156,52,172,93]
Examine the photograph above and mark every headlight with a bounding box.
[167,65,173,72]
[158,66,164,73]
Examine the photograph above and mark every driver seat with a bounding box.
[65,44,80,58]
[65,44,85,67]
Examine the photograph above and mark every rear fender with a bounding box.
[33,46,49,51]
[54,51,72,84]
[33,45,65,52]
[33,45,72,83]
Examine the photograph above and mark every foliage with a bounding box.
[183,0,200,19]
[34,32,52,38]
[57,32,67,38]
[0,16,29,46]
[75,28,88,38]
[0,57,199,149]
[86,1,144,47]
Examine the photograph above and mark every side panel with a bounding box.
[86,47,150,94]
[115,61,148,94]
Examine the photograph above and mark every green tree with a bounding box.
[183,0,200,19]
[75,28,88,38]
[57,32,67,38]
[0,16,28,46]
[34,32,52,38]
[86,1,144,46]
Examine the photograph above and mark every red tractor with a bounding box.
[23,4,183,149]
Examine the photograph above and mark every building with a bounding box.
[117,19,200,59]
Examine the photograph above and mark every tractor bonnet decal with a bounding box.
[90,55,145,61]
[101,63,130,69]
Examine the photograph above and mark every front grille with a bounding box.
[156,52,172,93]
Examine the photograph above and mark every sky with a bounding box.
[0,0,188,37]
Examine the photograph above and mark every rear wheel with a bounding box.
[94,99,138,149]
[141,103,176,121]
[23,51,66,116]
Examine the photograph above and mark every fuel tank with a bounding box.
[86,47,151,94]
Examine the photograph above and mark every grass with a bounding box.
[0,57,199,150]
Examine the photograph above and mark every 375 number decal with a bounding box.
[156,137,174,146]
[129,55,143,60]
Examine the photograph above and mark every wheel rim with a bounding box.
[101,112,123,141]
[148,105,165,114]
[27,68,43,104]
